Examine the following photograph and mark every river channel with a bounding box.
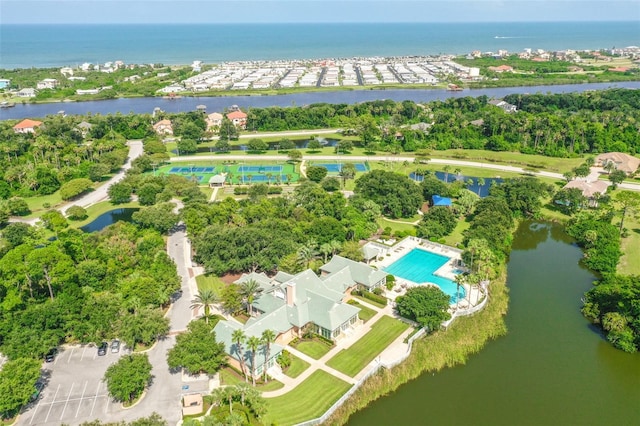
[348,221,640,426]
[2,82,640,120]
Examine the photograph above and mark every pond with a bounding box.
[80,208,139,233]
[348,221,640,425]
[410,171,503,197]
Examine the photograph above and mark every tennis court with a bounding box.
[315,163,368,173]
[169,166,215,173]
[238,165,283,173]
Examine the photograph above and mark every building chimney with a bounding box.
[286,282,296,306]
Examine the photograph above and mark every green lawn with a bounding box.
[219,367,284,391]
[293,339,333,360]
[195,274,226,297]
[351,294,386,309]
[263,370,352,426]
[377,217,417,235]
[284,354,310,378]
[347,300,377,323]
[326,316,410,377]
[618,215,640,275]
[443,218,471,248]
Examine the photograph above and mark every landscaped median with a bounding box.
[326,316,410,377]
[263,370,352,426]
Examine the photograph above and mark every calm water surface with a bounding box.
[348,221,640,426]
[80,208,138,233]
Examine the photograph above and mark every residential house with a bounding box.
[17,88,36,98]
[562,180,610,206]
[60,67,74,76]
[0,79,10,89]
[36,79,59,90]
[487,65,514,73]
[206,112,224,129]
[488,99,517,113]
[226,110,248,129]
[595,152,640,175]
[213,256,385,379]
[76,89,100,95]
[153,119,174,135]
[13,119,43,134]
[76,121,93,138]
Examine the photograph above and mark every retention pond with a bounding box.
[348,221,640,425]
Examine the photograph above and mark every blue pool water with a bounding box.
[316,163,367,172]
[384,248,465,302]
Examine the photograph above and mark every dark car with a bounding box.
[45,349,56,363]
[97,342,108,356]
[30,381,44,402]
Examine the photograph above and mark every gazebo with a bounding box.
[208,174,227,187]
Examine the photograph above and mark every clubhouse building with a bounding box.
[213,255,387,378]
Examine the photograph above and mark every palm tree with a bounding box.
[454,273,466,309]
[319,243,333,263]
[240,279,261,316]
[247,336,261,386]
[297,242,317,269]
[190,288,218,324]
[329,240,342,257]
[443,165,451,182]
[261,329,276,382]
[477,177,485,196]
[231,329,248,382]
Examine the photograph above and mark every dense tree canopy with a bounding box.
[104,353,153,403]
[395,286,452,331]
[355,170,423,218]
[167,320,227,375]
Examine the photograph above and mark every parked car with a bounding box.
[45,348,57,363]
[97,342,108,356]
[30,381,44,402]
[111,340,120,353]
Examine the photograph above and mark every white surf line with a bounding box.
[89,382,101,417]
[75,381,88,418]
[59,382,74,420]
[44,384,61,423]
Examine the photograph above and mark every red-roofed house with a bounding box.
[153,119,173,135]
[608,67,630,72]
[13,119,43,134]
[226,110,247,129]
[488,65,514,73]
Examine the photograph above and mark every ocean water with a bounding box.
[1,22,639,69]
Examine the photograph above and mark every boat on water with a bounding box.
[447,84,463,91]
[0,101,15,108]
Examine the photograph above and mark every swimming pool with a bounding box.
[384,248,465,302]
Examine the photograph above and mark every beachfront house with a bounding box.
[213,256,385,379]
[17,88,36,98]
[13,119,43,134]
[226,110,248,129]
[36,79,59,90]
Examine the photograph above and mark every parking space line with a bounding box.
[29,398,43,424]
[89,381,101,417]
[67,347,75,364]
[81,346,88,361]
[59,382,74,420]
[44,384,60,423]
[75,381,88,418]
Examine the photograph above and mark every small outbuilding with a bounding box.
[182,393,203,416]
[208,174,227,187]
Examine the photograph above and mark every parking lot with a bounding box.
[19,344,128,426]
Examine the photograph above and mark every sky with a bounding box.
[1,0,639,24]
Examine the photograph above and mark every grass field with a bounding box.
[284,354,310,379]
[263,370,352,426]
[219,368,284,391]
[443,218,471,248]
[347,300,377,323]
[618,215,640,275]
[326,316,410,377]
[293,339,333,360]
[195,274,226,297]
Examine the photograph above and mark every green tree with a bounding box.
[355,169,422,218]
[132,204,180,233]
[108,182,133,204]
[240,279,262,316]
[60,178,93,200]
[167,321,227,375]
[340,240,364,261]
[190,288,218,324]
[306,165,328,183]
[247,138,268,152]
[218,118,238,141]
[104,353,152,403]
[395,286,452,331]
[177,138,197,154]
[0,358,41,419]
[40,210,68,233]
[261,329,276,382]
[66,205,88,220]
[338,163,357,188]
[287,149,302,162]
[246,336,261,386]
[609,169,627,188]
[119,307,169,348]
[215,138,230,152]
[306,140,322,151]
[614,190,640,234]
[415,206,457,239]
[6,197,31,216]
[221,284,243,314]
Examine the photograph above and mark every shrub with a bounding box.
[7,197,30,216]
[277,350,292,369]
[66,205,88,220]
[60,178,93,200]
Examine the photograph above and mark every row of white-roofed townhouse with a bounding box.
[299,67,321,87]
[408,63,439,84]
[321,66,340,87]
[375,63,399,84]
[358,65,381,85]
[278,67,305,88]
[341,63,358,86]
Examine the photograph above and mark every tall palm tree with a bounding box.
[477,177,485,196]
[454,273,467,309]
[261,329,276,382]
[190,288,218,324]
[240,279,261,316]
[247,336,261,386]
[443,165,451,182]
[319,243,333,263]
[297,243,317,269]
[232,329,248,382]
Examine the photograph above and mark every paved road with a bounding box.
[205,128,340,141]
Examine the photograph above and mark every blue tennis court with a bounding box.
[239,175,269,183]
[238,165,283,173]
[316,163,368,172]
